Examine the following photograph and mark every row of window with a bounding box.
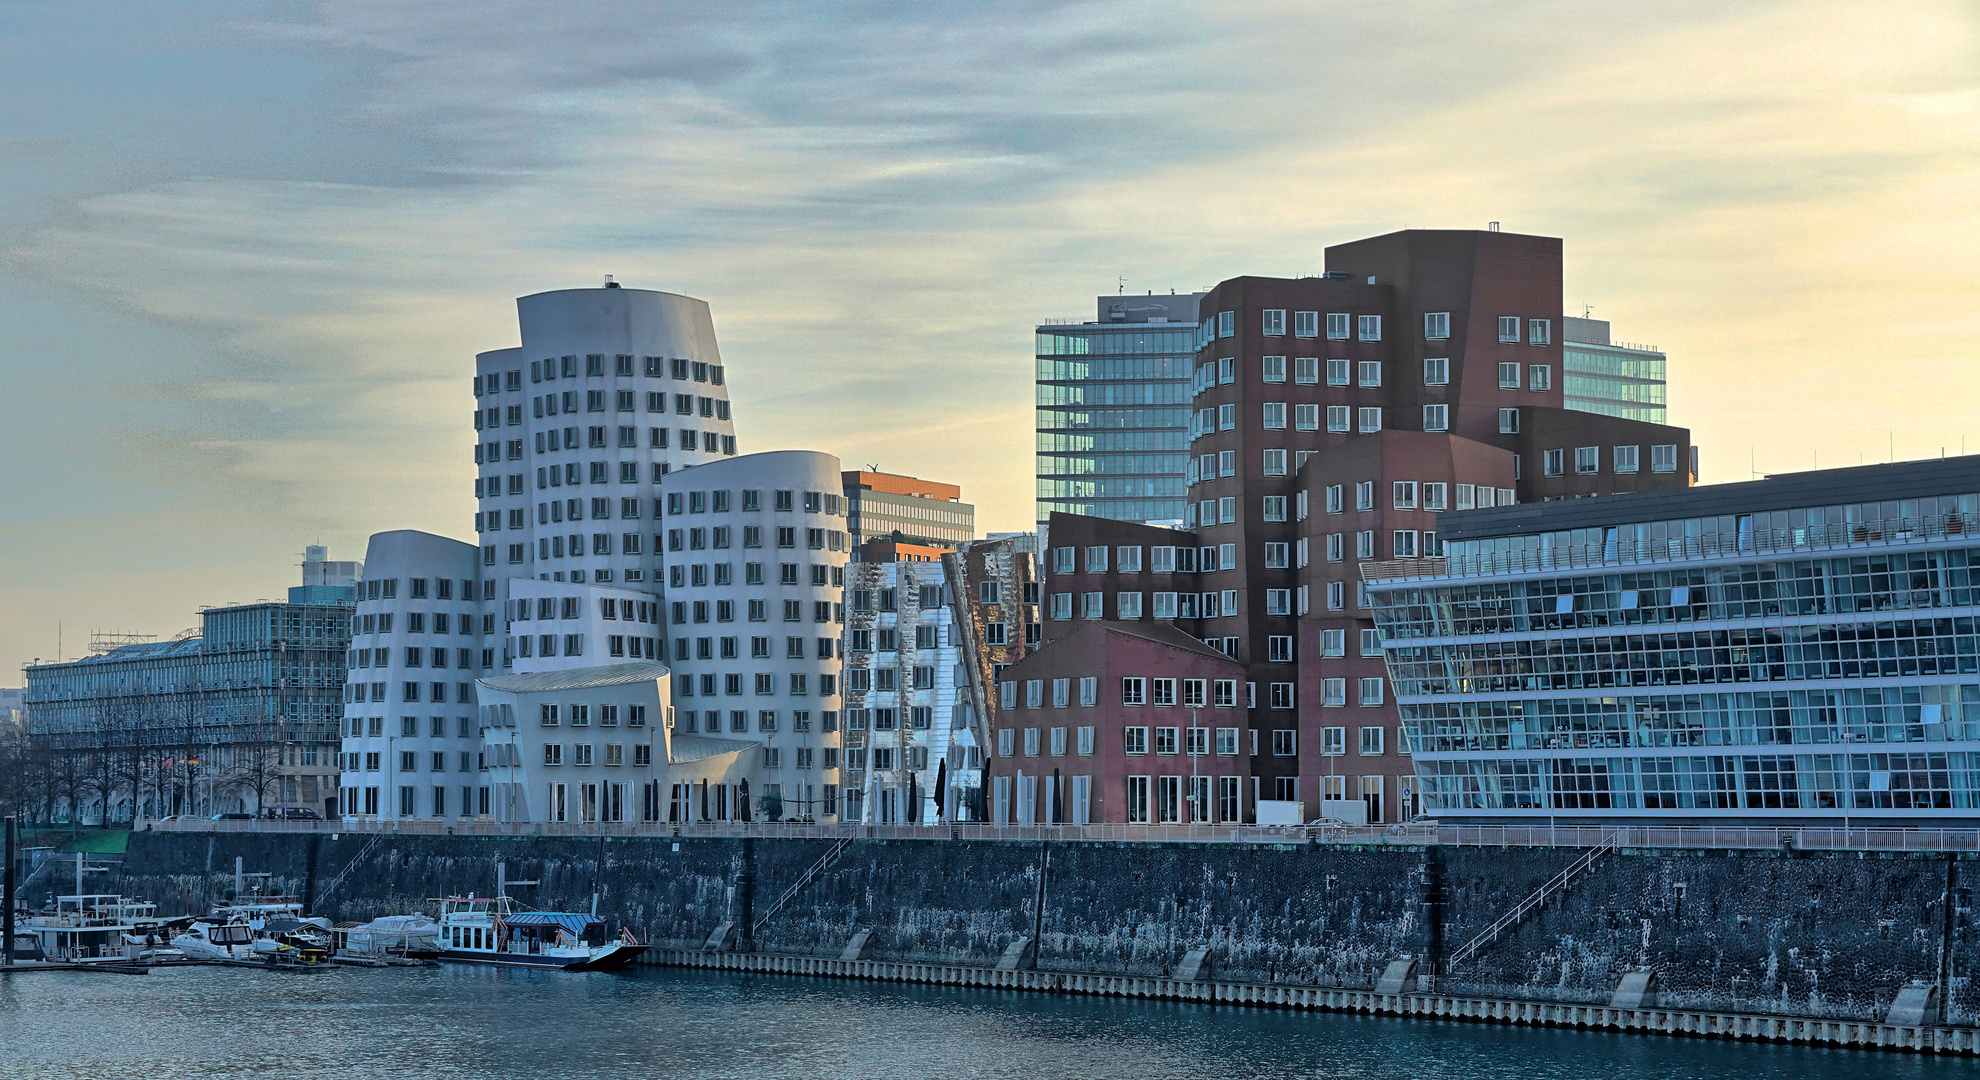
[537,742,654,767]
[1541,444,1682,476]
[1318,482,1514,516]
[674,708,834,736]
[357,577,485,602]
[346,679,484,704]
[673,671,837,698]
[473,429,737,465]
[1211,309,1556,345]
[342,715,477,739]
[353,611,495,637]
[483,353,724,387]
[349,647,485,671]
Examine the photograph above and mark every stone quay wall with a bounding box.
[107,830,1977,1026]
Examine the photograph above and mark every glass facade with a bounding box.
[1366,480,1980,820]
[1035,295,1203,529]
[1563,317,1666,424]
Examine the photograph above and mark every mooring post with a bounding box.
[4,815,16,967]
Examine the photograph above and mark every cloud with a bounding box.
[2,0,1977,673]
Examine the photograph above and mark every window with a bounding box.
[1265,589,1290,614]
[1423,356,1449,385]
[1272,729,1296,756]
[1423,483,1447,511]
[1124,726,1149,754]
[1326,312,1350,340]
[1575,446,1599,474]
[1262,402,1286,430]
[1652,444,1679,473]
[1355,481,1374,511]
[1357,314,1381,341]
[1391,481,1416,510]
[1498,316,1521,343]
[1294,404,1318,431]
[1360,628,1384,656]
[1392,530,1417,557]
[1326,357,1349,386]
[1082,591,1103,619]
[1326,533,1343,562]
[1084,545,1108,572]
[1264,542,1288,568]
[1543,448,1564,477]
[1357,407,1381,433]
[1322,678,1346,706]
[1528,319,1551,345]
[1423,312,1450,339]
[1325,484,1343,514]
[1423,404,1448,431]
[1496,361,1520,390]
[1322,726,1346,756]
[1529,364,1552,392]
[1293,310,1319,338]
[1615,445,1640,473]
[1294,356,1319,383]
[1327,405,1349,433]
[1357,360,1381,388]
[1357,677,1384,706]
[1117,592,1142,619]
[1262,355,1286,382]
[1262,309,1285,336]
[1268,634,1293,663]
[1356,531,1374,558]
[1360,726,1385,755]
[1216,310,1233,338]
[1498,408,1519,434]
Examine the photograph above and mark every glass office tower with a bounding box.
[1035,293,1203,531]
[1563,316,1666,423]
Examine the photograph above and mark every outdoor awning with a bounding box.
[504,912,600,935]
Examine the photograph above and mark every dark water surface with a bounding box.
[0,964,1970,1079]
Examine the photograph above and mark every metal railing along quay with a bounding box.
[136,816,1980,852]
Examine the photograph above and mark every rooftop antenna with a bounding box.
[1582,304,1594,319]
[865,463,881,473]
[1117,276,1126,295]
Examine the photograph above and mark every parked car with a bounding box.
[210,813,254,820]
[259,806,323,821]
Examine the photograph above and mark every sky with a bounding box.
[1,0,1977,676]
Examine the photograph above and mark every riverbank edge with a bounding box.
[651,949,1977,1056]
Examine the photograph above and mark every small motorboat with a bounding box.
[172,919,260,962]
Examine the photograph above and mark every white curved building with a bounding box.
[658,450,849,821]
[344,283,856,823]
[338,530,490,819]
[473,285,737,589]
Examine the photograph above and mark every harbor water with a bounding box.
[1,963,1974,1079]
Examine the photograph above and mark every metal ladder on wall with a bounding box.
[1444,831,1621,971]
[751,836,853,938]
[311,832,388,909]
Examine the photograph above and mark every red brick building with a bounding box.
[988,229,1693,825]
[989,620,1243,823]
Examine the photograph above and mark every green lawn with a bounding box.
[20,827,132,854]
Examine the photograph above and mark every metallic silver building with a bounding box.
[1364,457,1980,824]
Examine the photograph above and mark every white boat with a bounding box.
[341,914,441,960]
[435,896,645,971]
[171,919,265,962]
